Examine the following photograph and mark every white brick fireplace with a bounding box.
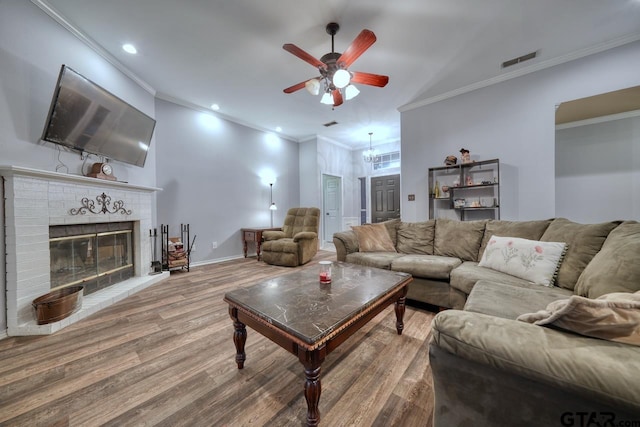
[1,166,169,336]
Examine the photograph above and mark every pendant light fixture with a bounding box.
[363,132,379,163]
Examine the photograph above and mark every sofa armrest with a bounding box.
[293,231,317,242]
[430,310,640,413]
[333,230,359,262]
[262,230,285,241]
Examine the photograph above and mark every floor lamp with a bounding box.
[269,183,277,227]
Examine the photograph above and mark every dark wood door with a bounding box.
[371,174,400,223]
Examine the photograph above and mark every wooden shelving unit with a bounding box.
[428,159,500,221]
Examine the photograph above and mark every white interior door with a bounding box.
[323,174,342,243]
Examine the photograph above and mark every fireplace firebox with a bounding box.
[49,222,134,295]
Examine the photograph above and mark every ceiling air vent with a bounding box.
[501,51,538,68]
[323,120,338,127]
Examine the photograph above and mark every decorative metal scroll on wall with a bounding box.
[70,192,132,216]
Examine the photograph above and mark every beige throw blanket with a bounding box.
[517,291,640,346]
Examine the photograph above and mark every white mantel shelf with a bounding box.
[0,165,162,192]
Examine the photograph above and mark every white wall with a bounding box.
[317,137,355,239]
[0,1,158,335]
[299,138,318,208]
[154,99,300,264]
[556,115,640,222]
[401,41,640,222]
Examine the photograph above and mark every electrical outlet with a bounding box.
[212,241,218,249]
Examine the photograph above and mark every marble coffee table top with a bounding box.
[224,262,411,345]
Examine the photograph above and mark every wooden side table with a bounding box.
[241,227,280,260]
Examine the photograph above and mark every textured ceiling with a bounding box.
[36,0,640,148]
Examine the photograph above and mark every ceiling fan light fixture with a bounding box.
[305,78,321,95]
[320,91,334,105]
[332,69,351,89]
[282,23,388,107]
[345,84,360,100]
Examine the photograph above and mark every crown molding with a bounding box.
[398,33,640,113]
[31,0,156,95]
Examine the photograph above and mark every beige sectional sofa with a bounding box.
[333,218,640,425]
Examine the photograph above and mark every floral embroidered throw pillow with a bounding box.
[478,235,567,286]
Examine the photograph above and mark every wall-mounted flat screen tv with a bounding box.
[41,65,156,167]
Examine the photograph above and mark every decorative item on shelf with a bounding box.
[453,176,460,187]
[441,185,449,197]
[466,175,473,186]
[444,155,457,166]
[481,180,493,185]
[454,198,466,208]
[460,148,471,164]
[87,162,116,181]
[433,180,441,198]
[470,199,482,208]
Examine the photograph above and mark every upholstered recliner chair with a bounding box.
[261,207,320,267]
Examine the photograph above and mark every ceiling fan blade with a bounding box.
[337,29,377,67]
[283,43,325,69]
[332,89,343,107]
[283,81,308,94]
[350,71,389,87]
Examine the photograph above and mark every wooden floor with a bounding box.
[0,252,436,426]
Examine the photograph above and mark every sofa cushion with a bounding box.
[575,221,640,298]
[351,223,396,252]
[540,218,621,291]
[391,254,461,280]
[449,261,534,295]
[431,310,640,414]
[478,219,552,260]
[464,280,573,320]
[381,218,401,246]
[517,291,640,346]
[396,220,435,255]
[478,236,566,287]
[434,219,486,262]
[345,252,404,270]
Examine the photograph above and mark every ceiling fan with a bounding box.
[282,22,389,107]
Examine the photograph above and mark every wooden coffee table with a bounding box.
[223,262,412,426]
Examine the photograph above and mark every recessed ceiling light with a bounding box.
[211,103,220,111]
[122,43,137,54]
[276,126,282,132]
